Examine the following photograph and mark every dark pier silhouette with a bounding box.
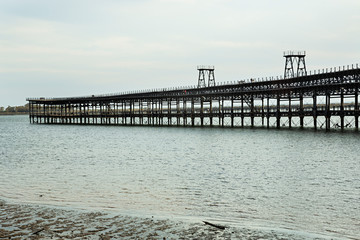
[27,53,360,131]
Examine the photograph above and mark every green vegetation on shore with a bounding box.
[0,104,29,115]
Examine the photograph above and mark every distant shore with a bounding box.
[0,112,27,116]
[0,104,28,115]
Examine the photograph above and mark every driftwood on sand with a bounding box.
[203,221,226,230]
[32,228,45,235]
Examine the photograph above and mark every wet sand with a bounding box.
[0,200,343,240]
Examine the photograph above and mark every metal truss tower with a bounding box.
[283,51,307,78]
[197,66,215,88]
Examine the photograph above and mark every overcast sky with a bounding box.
[0,0,359,106]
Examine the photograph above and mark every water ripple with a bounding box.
[0,115,359,239]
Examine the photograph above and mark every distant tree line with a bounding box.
[0,104,29,114]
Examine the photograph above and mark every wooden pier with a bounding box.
[27,64,360,131]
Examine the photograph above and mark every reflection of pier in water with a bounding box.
[27,54,360,131]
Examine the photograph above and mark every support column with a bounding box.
[91,103,94,124]
[209,98,213,126]
[177,99,180,126]
[340,88,344,130]
[191,99,195,126]
[200,98,204,126]
[159,100,163,126]
[152,101,155,126]
[143,101,145,125]
[261,97,264,126]
[355,90,359,129]
[276,95,281,129]
[183,99,187,126]
[300,94,304,128]
[267,96,270,128]
[100,102,103,125]
[130,101,133,125]
[231,97,234,127]
[218,99,221,127]
[122,102,126,125]
[63,104,66,124]
[313,93,317,130]
[241,96,244,127]
[325,91,331,131]
[79,103,83,124]
[43,103,46,124]
[288,94,292,128]
[167,100,171,126]
[221,98,224,127]
[250,95,254,128]
[82,103,85,124]
[155,101,158,126]
[119,101,122,125]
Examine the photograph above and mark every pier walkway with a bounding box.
[27,64,360,131]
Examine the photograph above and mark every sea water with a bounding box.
[0,115,359,239]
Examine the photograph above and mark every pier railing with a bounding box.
[27,63,359,102]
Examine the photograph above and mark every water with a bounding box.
[0,115,359,239]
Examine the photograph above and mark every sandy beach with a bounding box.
[0,199,345,240]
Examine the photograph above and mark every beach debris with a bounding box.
[203,221,226,230]
[32,228,45,235]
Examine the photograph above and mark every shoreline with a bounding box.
[0,199,346,240]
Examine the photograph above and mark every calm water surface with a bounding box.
[0,115,359,239]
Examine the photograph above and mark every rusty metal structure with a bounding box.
[27,57,360,131]
[284,51,307,78]
[198,66,216,88]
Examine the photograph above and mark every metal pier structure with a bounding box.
[27,55,360,131]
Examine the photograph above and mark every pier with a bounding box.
[27,54,360,131]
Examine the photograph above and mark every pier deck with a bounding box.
[27,65,360,131]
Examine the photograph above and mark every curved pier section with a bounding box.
[27,65,360,131]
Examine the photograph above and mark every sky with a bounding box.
[0,0,359,107]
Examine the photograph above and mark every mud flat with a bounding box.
[0,200,346,240]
